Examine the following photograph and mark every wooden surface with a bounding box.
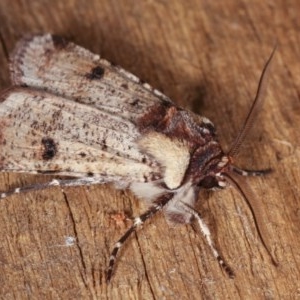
[0,1,299,299]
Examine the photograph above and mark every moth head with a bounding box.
[198,155,231,190]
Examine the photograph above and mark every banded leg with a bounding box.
[231,166,272,177]
[182,203,234,278]
[0,177,109,199]
[106,193,173,283]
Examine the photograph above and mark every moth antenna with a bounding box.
[223,173,278,266]
[228,46,277,158]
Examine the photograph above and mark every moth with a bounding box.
[0,34,277,282]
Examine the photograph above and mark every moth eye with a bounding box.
[198,176,219,189]
[203,122,216,136]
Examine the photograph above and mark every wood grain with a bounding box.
[0,1,299,299]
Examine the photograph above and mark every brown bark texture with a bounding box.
[0,1,299,299]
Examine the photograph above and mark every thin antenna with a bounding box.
[223,173,278,266]
[228,46,277,157]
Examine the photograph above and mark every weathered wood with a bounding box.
[0,1,299,299]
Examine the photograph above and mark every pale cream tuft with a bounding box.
[138,132,190,189]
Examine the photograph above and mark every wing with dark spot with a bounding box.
[10,34,172,124]
[0,88,162,182]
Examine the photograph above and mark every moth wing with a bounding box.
[8,34,217,191]
[0,88,162,183]
[10,34,172,124]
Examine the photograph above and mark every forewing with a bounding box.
[10,34,172,124]
[7,34,221,191]
[0,88,162,182]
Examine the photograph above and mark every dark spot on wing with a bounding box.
[87,172,94,177]
[79,152,87,158]
[130,99,140,107]
[86,66,105,80]
[121,83,128,89]
[0,120,7,145]
[51,35,68,49]
[101,138,107,150]
[41,137,57,160]
[0,155,5,168]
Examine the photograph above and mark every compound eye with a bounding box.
[198,176,219,189]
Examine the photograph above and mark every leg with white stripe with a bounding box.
[182,203,234,278]
[106,193,173,283]
[0,177,108,200]
[231,166,272,177]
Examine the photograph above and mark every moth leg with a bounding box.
[181,203,235,278]
[106,193,173,283]
[231,166,272,177]
[0,177,108,199]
